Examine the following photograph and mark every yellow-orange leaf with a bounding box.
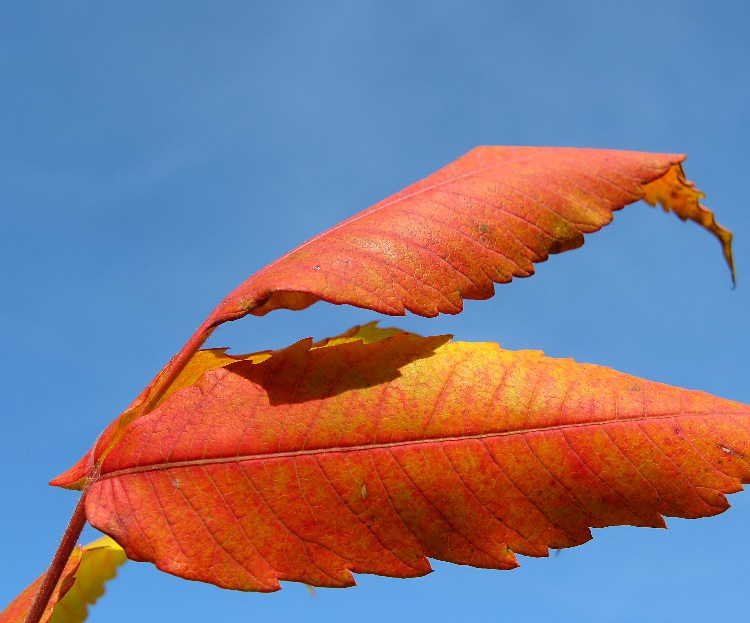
[0,537,126,623]
[641,163,733,275]
[53,329,750,592]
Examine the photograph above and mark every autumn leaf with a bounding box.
[0,537,126,623]
[213,147,734,321]
[52,328,750,592]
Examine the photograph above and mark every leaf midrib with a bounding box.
[98,410,736,480]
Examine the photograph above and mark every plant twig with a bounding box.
[24,493,88,623]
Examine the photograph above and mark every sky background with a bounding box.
[2,2,749,622]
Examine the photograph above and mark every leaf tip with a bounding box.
[642,162,736,285]
[50,450,92,491]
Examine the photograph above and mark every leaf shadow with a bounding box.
[226,332,452,405]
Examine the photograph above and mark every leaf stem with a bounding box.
[97,314,223,461]
[139,313,222,413]
[26,310,227,621]
[24,492,88,623]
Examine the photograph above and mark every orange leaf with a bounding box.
[0,537,126,623]
[54,329,750,592]
[212,147,734,321]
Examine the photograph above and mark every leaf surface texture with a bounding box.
[214,147,733,320]
[54,330,750,592]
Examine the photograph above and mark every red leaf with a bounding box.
[212,147,734,320]
[54,329,750,592]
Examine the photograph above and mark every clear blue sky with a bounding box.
[2,2,749,622]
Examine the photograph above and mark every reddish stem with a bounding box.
[25,308,231,621]
[24,493,88,623]
[139,313,222,413]
[97,313,223,460]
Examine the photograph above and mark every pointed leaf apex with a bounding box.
[50,450,92,491]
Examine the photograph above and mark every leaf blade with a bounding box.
[66,330,750,591]
[214,147,733,320]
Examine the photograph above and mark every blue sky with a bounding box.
[2,2,749,622]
